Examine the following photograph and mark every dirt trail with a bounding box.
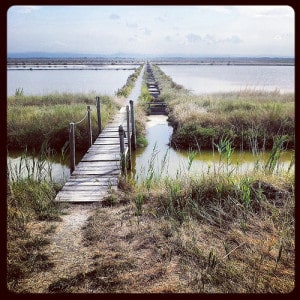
[18,204,98,293]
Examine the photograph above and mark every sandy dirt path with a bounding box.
[18,204,98,293]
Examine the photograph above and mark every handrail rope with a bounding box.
[73,111,89,125]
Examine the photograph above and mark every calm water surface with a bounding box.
[7,152,70,183]
[7,66,139,96]
[159,65,294,94]
[132,115,294,180]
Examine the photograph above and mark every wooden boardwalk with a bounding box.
[54,107,129,202]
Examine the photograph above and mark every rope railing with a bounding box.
[69,97,102,174]
[73,111,88,125]
[68,97,136,176]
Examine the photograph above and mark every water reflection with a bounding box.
[159,65,294,94]
[7,151,70,183]
[132,115,294,181]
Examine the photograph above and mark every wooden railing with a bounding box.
[119,100,136,175]
[69,97,136,176]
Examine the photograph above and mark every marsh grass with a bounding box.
[127,145,294,292]
[76,147,294,292]
[7,150,65,290]
[7,93,119,152]
[116,65,143,97]
[150,64,294,151]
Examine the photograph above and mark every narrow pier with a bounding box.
[146,63,167,115]
[55,108,130,202]
[55,65,144,202]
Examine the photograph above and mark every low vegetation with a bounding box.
[7,93,119,153]
[151,65,294,152]
[7,151,65,291]
[46,144,294,293]
[7,63,294,293]
[116,65,143,97]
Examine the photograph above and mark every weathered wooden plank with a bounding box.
[73,169,120,175]
[77,160,119,165]
[64,181,117,187]
[55,195,108,202]
[74,166,120,172]
[93,140,122,145]
[80,153,120,161]
[65,177,118,184]
[72,170,120,176]
[56,190,109,196]
[87,145,120,152]
[67,175,118,180]
[54,103,132,202]
[60,185,117,191]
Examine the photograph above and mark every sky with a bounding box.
[7,5,295,57]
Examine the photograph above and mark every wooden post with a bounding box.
[96,96,102,134]
[129,100,137,150]
[126,105,132,170]
[119,125,126,174]
[69,122,76,174]
[87,105,92,147]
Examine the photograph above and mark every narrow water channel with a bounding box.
[8,113,293,184]
[131,115,294,181]
[7,151,71,183]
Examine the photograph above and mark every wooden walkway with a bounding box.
[146,63,167,115]
[54,107,129,202]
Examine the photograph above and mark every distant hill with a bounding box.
[7,52,294,66]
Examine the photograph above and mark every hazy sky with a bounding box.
[7,5,294,57]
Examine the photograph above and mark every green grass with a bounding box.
[123,145,295,292]
[150,64,294,151]
[7,152,65,290]
[7,93,119,152]
[116,65,144,97]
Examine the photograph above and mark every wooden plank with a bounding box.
[60,185,117,191]
[76,161,119,167]
[74,166,120,172]
[65,177,118,185]
[73,170,120,176]
[87,145,120,151]
[54,104,131,203]
[55,195,109,202]
[64,181,117,187]
[80,153,120,161]
[67,175,118,180]
[72,170,120,176]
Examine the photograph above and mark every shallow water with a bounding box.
[7,152,70,183]
[159,65,294,94]
[132,115,294,180]
[7,67,139,96]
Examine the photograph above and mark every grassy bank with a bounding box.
[7,64,144,153]
[116,64,144,97]
[46,148,294,293]
[7,93,119,153]
[150,65,294,151]
[7,153,65,291]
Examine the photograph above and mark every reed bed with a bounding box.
[7,151,65,290]
[57,145,294,293]
[150,65,294,151]
[116,65,144,97]
[7,63,294,293]
[7,93,119,152]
